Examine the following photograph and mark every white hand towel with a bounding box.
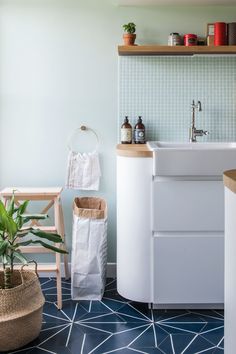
[66,151,101,190]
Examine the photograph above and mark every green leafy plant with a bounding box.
[123,22,136,34]
[0,194,67,289]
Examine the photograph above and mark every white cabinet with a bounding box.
[117,153,224,306]
[224,185,236,353]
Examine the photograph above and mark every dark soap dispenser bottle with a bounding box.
[134,116,145,144]
[121,116,132,144]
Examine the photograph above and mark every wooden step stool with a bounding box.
[0,187,70,310]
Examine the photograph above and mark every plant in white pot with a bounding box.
[0,194,68,352]
[123,22,136,45]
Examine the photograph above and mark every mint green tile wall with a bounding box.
[119,56,236,142]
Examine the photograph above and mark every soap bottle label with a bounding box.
[134,129,145,143]
[121,128,132,143]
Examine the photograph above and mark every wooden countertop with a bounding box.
[224,170,236,194]
[116,144,153,158]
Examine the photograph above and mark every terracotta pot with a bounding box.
[123,33,136,46]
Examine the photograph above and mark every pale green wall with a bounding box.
[0,0,236,262]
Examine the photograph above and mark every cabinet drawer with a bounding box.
[153,235,224,304]
[152,180,224,231]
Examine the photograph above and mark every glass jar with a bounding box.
[168,33,182,46]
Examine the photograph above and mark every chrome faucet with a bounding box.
[189,100,209,142]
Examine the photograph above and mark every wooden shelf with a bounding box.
[118,45,236,56]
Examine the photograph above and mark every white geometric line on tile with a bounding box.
[40,279,53,287]
[151,309,154,322]
[160,323,204,335]
[65,303,78,346]
[105,279,116,287]
[128,324,152,347]
[156,347,166,354]
[198,334,218,348]
[78,322,113,334]
[190,311,224,321]
[196,346,216,354]
[41,324,68,332]
[44,301,58,305]
[10,345,36,354]
[213,310,224,318]
[60,308,73,322]
[150,310,158,348]
[89,300,92,312]
[65,324,73,347]
[42,286,69,292]
[181,333,199,354]
[127,303,151,321]
[82,321,128,325]
[44,288,71,293]
[103,296,131,304]
[36,346,57,354]
[39,324,71,347]
[159,313,204,323]
[44,297,71,305]
[156,332,171,349]
[61,280,71,285]
[129,348,149,354]
[114,324,149,335]
[101,300,116,314]
[72,303,79,321]
[80,303,90,312]
[156,324,171,336]
[199,323,208,333]
[103,346,128,354]
[88,334,113,354]
[163,321,208,324]
[105,287,117,292]
[115,312,150,322]
[81,333,86,354]
[217,336,224,347]
[170,334,176,354]
[42,312,71,323]
[80,312,126,323]
[152,322,158,347]
[200,325,224,335]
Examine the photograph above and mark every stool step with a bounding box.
[0,264,58,272]
[21,226,57,233]
[19,246,55,254]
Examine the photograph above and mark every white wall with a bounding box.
[1,0,236,261]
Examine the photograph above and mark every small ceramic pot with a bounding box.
[123,33,136,46]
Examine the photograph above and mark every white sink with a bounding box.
[147,141,236,176]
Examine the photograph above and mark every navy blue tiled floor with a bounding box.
[5,278,224,354]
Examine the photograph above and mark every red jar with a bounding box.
[214,22,227,46]
[184,34,197,46]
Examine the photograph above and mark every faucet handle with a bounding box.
[204,130,209,136]
[198,101,202,112]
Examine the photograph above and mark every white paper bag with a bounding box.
[71,197,107,300]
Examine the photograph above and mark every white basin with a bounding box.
[147,141,236,176]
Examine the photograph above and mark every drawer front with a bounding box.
[152,180,224,231]
[153,235,224,304]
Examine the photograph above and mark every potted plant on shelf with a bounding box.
[0,194,68,352]
[123,22,136,46]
